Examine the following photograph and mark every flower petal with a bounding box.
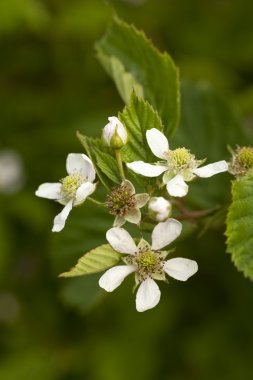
[163,258,198,281]
[151,218,182,250]
[166,174,189,197]
[113,215,126,227]
[135,193,150,208]
[66,153,96,182]
[136,278,161,312]
[106,227,137,255]
[146,128,169,159]
[127,161,167,177]
[74,182,96,205]
[35,182,62,200]
[52,199,73,232]
[121,179,135,195]
[191,160,228,178]
[124,208,141,224]
[99,265,136,292]
[108,117,127,143]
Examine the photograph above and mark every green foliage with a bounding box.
[60,274,103,313]
[60,244,121,278]
[77,132,121,188]
[226,174,253,280]
[119,92,163,162]
[173,81,247,209]
[96,16,180,136]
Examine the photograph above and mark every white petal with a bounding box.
[136,278,161,312]
[113,215,126,227]
[35,182,62,200]
[108,116,127,143]
[124,208,141,224]
[151,218,182,250]
[146,128,169,159]
[66,153,96,182]
[102,123,115,145]
[166,174,189,197]
[122,179,135,195]
[99,265,136,292]
[74,182,96,205]
[163,258,198,281]
[127,161,167,177]
[103,117,127,145]
[52,200,73,232]
[135,193,150,208]
[191,160,228,178]
[106,227,137,255]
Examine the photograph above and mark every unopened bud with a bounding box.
[148,197,172,222]
[102,116,127,149]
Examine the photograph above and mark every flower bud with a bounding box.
[229,146,253,177]
[148,197,172,222]
[102,117,127,149]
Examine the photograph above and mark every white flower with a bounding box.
[0,150,24,194]
[99,219,198,312]
[127,128,228,197]
[106,179,149,227]
[35,153,96,232]
[148,197,172,222]
[102,116,127,149]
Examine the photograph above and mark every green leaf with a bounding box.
[97,52,144,103]
[60,244,121,277]
[77,132,121,188]
[226,174,253,280]
[96,17,180,136]
[119,92,164,163]
[172,81,248,209]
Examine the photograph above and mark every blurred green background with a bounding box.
[1,0,253,379]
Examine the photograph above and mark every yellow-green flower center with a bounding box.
[61,174,86,197]
[237,147,253,169]
[167,148,194,169]
[136,251,159,271]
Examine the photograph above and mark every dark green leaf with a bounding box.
[77,132,121,188]
[119,92,164,163]
[173,81,248,208]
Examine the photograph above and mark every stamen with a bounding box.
[166,148,194,170]
[229,146,253,176]
[60,173,86,197]
[106,184,136,216]
[126,249,164,281]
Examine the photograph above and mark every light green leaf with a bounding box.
[97,52,144,103]
[226,174,253,280]
[96,17,180,136]
[77,132,121,188]
[60,244,121,277]
[119,92,164,163]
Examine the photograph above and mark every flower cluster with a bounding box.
[36,116,231,312]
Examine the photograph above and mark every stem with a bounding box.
[87,197,106,207]
[115,149,125,179]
